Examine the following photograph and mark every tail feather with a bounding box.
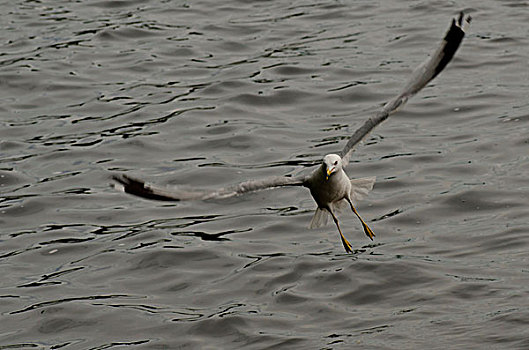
[333,198,348,215]
[309,207,330,229]
[350,176,376,203]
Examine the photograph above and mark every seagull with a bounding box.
[113,13,471,253]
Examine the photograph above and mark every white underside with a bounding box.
[308,176,376,229]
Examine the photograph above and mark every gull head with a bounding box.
[322,154,342,180]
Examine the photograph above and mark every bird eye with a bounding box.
[333,161,338,165]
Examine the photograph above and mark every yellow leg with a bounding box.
[328,209,353,253]
[348,201,375,241]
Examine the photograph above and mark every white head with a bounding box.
[322,154,342,180]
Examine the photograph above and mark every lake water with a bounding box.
[1,0,528,348]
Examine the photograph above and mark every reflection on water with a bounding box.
[1,0,529,348]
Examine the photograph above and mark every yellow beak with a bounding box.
[326,167,334,180]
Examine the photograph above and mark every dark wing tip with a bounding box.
[112,173,179,201]
[457,11,464,26]
[432,11,471,79]
[458,11,472,27]
[112,173,143,190]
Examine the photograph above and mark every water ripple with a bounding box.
[1,1,528,349]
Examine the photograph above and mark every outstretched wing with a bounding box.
[113,173,308,201]
[340,12,471,166]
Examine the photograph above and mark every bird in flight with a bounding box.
[114,13,471,253]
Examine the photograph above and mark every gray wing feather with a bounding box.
[113,173,307,202]
[340,12,471,166]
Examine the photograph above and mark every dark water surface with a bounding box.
[1,0,529,348]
